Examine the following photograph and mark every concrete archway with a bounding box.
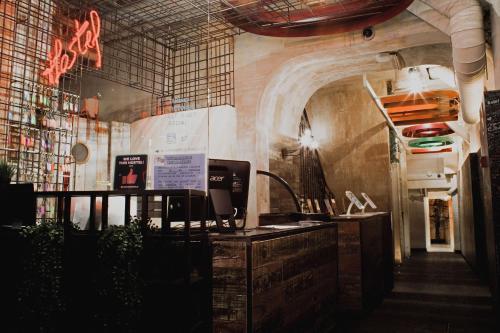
[234,11,451,225]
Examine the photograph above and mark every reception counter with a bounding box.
[210,222,338,333]
[332,212,393,312]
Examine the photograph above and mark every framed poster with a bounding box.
[114,155,148,190]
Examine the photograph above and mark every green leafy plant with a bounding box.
[18,220,65,332]
[96,218,144,331]
[131,215,158,233]
[0,159,15,183]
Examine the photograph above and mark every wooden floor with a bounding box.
[336,252,498,333]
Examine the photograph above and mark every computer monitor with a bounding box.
[166,159,251,229]
[207,159,251,222]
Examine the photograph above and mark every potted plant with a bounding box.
[0,160,15,185]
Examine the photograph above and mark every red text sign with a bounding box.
[42,10,101,85]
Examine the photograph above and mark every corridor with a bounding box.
[337,252,498,333]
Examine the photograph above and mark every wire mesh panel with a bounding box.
[0,0,81,192]
[67,0,236,112]
[89,16,173,96]
[168,38,234,111]
[0,0,237,193]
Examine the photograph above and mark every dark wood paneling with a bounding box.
[252,228,337,333]
[334,213,393,312]
[212,241,248,333]
[337,221,362,310]
[361,217,384,308]
[211,225,338,333]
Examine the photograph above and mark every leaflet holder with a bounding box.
[209,188,237,233]
[345,190,364,216]
[360,192,377,214]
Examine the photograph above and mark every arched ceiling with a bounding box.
[259,43,453,143]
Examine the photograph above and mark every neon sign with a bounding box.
[42,10,101,85]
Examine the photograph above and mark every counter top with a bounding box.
[332,212,389,221]
[209,221,336,241]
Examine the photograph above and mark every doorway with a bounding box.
[424,192,455,252]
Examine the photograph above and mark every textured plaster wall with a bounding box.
[74,119,131,191]
[459,156,476,268]
[304,79,391,213]
[494,7,500,89]
[74,119,110,191]
[234,11,450,226]
[409,190,426,249]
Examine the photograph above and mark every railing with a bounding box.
[35,189,207,236]
[257,170,302,212]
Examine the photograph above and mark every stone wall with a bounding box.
[304,78,391,213]
[458,156,477,268]
[409,189,426,249]
[269,135,301,213]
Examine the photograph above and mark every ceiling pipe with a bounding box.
[445,121,471,145]
[224,0,414,37]
[420,0,486,124]
[363,75,408,151]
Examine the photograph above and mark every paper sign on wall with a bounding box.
[114,155,148,190]
[153,154,207,191]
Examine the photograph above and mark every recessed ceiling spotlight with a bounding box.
[363,27,375,40]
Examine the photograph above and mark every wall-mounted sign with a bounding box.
[42,10,102,85]
[153,154,206,191]
[172,97,192,112]
[114,155,148,190]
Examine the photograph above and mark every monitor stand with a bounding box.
[209,189,236,233]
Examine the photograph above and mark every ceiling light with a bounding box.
[407,67,424,94]
[299,134,312,147]
[298,128,319,149]
[408,136,454,149]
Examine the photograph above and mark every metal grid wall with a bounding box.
[70,0,236,109]
[71,0,311,47]
[169,38,234,111]
[89,16,173,96]
[78,0,239,48]
[0,0,80,194]
[0,0,238,192]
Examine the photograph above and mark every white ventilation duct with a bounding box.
[421,0,486,124]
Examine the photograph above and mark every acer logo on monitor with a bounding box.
[209,176,225,182]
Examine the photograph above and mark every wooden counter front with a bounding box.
[211,222,338,333]
[332,213,393,312]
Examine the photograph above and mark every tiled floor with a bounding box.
[336,252,498,333]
